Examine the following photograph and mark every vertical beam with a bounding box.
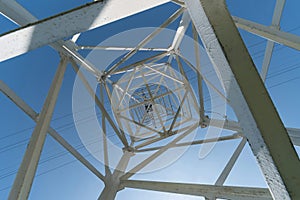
[100,83,111,176]
[185,0,300,199]
[192,24,205,121]
[8,57,68,200]
[260,0,285,81]
[98,152,132,200]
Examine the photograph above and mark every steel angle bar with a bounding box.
[233,16,300,51]
[121,180,272,200]
[0,0,172,62]
[8,57,68,200]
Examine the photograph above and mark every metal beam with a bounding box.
[233,16,300,51]
[215,138,247,186]
[175,55,201,117]
[121,180,272,200]
[185,0,300,199]
[70,59,129,148]
[141,72,166,132]
[118,115,162,134]
[112,52,168,75]
[170,10,191,50]
[79,46,168,52]
[260,0,285,81]
[0,0,172,62]
[100,83,111,176]
[0,0,36,25]
[192,24,205,121]
[0,80,106,183]
[8,57,67,200]
[121,123,198,180]
[136,133,241,152]
[177,53,229,103]
[203,118,241,132]
[168,90,188,132]
[203,118,300,147]
[105,7,184,75]
[98,152,132,200]
[286,128,300,146]
[0,0,101,76]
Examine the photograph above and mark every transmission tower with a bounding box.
[0,0,299,200]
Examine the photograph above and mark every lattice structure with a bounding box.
[0,0,299,200]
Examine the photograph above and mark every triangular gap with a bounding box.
[1,56,71,198]
[100,8,185,76]
[75,2,181,47]
[0,92,37,199]
[29,134,105,200]
[221,140,268,188]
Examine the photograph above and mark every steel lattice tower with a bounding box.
[0,0,299,200]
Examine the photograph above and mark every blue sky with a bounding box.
[0,0,299,199]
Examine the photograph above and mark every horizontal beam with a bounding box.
[136,133,241,152]
[203,118,241,132]
[204,118,300,146]
[233,16,300,51]
[121,180,272,199]
[79,46,168,52]
[0,0,171,62]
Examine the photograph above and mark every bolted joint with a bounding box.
[199,115,209,128]
[122,146,135,154]
[97,73,106,84]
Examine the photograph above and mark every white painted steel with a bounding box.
[260,0,286,81]
[185,0,300,199]
[8,58,68,200]
[0,0,171,62]
[234,16,300,51]
[121,180,272,199]
[0,80,106,182]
